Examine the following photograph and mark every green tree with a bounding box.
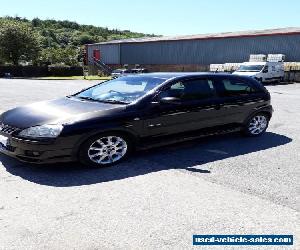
[0,16,156,65]
[76,33,96,45]
[0,19,41,65]
[32,18,41,27]
[39,47,79,66]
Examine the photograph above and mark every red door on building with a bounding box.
[93,50,101,61]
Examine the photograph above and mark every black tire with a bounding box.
[79,132,133,168]
[243,113,270,137]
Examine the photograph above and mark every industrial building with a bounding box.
[85,27,300,72]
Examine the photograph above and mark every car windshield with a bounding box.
[237,65,264,72]
[74,76,167,104]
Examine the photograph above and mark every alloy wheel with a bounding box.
[248,115,268,135]
[87,136,128,165]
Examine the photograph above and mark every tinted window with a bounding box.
[216,79,256,97]
[160,79,214,101]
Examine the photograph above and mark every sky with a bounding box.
[0,0,299,36]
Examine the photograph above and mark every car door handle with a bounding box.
[215,104,222,110]
[148,123,162,128]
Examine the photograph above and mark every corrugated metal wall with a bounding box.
[87,44,120,64]
[87,34,300,65]
[120,34,300,64]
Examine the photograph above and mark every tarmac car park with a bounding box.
[0,78,298,249]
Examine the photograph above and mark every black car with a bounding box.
[0,73,272,167]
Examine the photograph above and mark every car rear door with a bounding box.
[140,77,222,137]
[212,76,266,125]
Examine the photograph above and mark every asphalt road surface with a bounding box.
[0,79,299,250]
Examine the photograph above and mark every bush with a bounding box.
[48,64,82,76]
[0,65,83,77]
[0,66,48,77]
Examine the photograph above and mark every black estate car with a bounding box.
[0,73,273,167]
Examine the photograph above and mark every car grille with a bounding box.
[0,123,21,135]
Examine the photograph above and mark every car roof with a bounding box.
[130,72,233,80]
[118,72,258,85]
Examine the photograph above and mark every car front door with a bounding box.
[140,77,222,137]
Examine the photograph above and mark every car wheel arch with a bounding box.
[243,110,272,126]
[72,129,138,160]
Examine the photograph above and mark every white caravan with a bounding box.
[233,54,285,83]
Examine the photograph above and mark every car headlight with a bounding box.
[19,124,63,138]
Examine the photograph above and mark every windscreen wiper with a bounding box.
[72,96,128,104]
[76,96,100,102]
[83,97,128,104]
[102,99,129,104]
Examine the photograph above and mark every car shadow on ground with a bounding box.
[0,132,292,187]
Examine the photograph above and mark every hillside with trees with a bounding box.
[0,16,156,66]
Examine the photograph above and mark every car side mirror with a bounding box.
[262,68,268,73]
[159,97,181,104]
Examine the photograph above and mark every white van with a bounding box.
[233,54,285,83]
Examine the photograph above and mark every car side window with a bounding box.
[216,79,256,97]
[158,81,184,99]
[159,78,214,101]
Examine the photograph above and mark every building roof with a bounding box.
[87,27,300,46]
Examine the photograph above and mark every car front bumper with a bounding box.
[0,133,78,164]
